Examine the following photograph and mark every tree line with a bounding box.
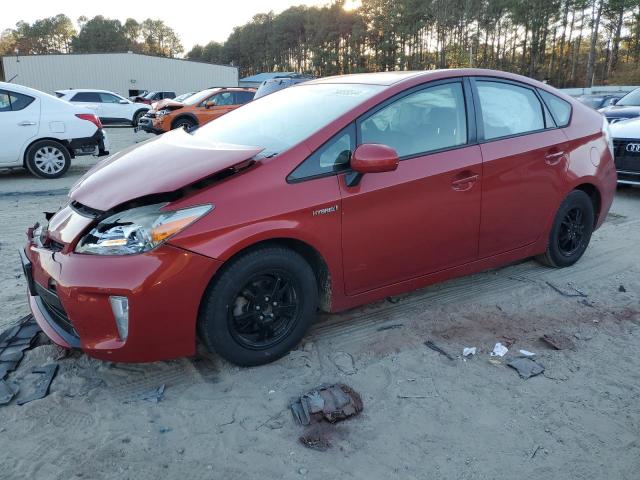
[0,14,183,58]
[2,1,640,88]
[187,0,640,87]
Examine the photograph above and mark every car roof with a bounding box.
[55,88,119,95]
[0,81,44,95]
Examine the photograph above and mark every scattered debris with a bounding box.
[519,350,536,357]
[331,351,356,375]
[299,430,332,451]
[17,363,58,405]
[619,285,627,293]
[531,445,542,459]
[290,384,363,426]
[0,315,41,382]
[386,296,401,304]
[159,426,172,434]
[579,298,596,308]
[377,323,403,332]
[462,347,477,357]
[541,334,575,351]
[507,357,545,379]
[490,342,509,357]
[501,336,517,348]
[424,340,455,361]
[546,282,587,298]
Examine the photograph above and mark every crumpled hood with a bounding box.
[69,128,263,211]
[151,99,183,111]
[610,116,640,138]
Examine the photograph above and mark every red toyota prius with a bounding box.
[22,69,617,366]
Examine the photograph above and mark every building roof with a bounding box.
[240,72,298,82]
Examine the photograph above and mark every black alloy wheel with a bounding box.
[228,272,300,350]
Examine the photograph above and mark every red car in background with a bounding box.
[22,69,617,366]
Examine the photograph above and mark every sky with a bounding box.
[4,0,361,53]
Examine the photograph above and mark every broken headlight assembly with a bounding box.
[156,109,171,117]
[75,203,212,255]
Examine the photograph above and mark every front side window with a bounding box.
[476,81,544,140]
[99,93,121,103]
[71,92,101,102]
[359,82,467,157]
[236,91,255,104]
[0,90,35,111]
[538,89,572,127]
[288,124,355,181]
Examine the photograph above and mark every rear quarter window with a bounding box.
[538,89,572,127]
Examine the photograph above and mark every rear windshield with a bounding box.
[195,83,384,156]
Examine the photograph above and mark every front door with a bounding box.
[339,80,483,295]
[471,79,568,258]
[198,92,238,124]
[0,89,40,165]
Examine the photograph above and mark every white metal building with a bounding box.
[0,52,238,97]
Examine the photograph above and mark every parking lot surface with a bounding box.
[0,127,638,479]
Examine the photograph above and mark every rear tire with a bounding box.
[25,140,71,179]
[172,117,196,131]
[537,190,595,268]
[199,247,318,366]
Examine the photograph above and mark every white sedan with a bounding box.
[610,116,640,186]
[56,89,150,126]
[0,82,109,179]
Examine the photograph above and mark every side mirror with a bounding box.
[346,143,399,187]
[610,98,619,105]
[205,100,216,109]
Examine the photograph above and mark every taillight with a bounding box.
[75,113,102,129]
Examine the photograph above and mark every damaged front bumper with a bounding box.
[135,115,163,135]
[22,223,223,362]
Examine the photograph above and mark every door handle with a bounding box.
[451,174,479,192]
[18,121,37,126]
[545,151,566,165]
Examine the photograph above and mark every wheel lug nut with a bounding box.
[259,315,264,320]
[265,296,270,301]
[255,305,261,310]
[273,302,278,306]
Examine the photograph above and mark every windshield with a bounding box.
[617,88,640,106]
[143,91,157,99]
[194,83,384,155]
[183,89,217,106]
[174,92,194,102]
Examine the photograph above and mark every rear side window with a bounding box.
[0,90,35,111]
[476,81,544,140]
[359,82,468,157]
[98,93,121,103]
[288,124,355,181]
[235,91,255,104]
[71,92,101,102]
[538,89,572,127]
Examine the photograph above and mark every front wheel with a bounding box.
[132,110,146,126]
[537,190,595,268]
[25,140,71,179]
[199,247,318,366]
[172,117,196,131]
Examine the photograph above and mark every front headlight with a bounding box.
[75,203,212,255]
[157,109,170,116]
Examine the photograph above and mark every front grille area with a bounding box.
[613,139,640,173]
[34,283,79,338]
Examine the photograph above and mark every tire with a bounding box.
[132,110,146,127]
[199,247,318,366]
[25,140,71,179]
[172,117,196,131]
[537,190,595,268]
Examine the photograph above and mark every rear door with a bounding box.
[70,91,103,118]
[339,79,483,295]
[471,78,568,258]
[0,89,39,165]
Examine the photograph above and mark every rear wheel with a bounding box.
[537,190,595,268]
[172,117,196,131]
[199,247,318,366]
[25,140,71,179]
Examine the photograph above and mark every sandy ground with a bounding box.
[0,127,639,479]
